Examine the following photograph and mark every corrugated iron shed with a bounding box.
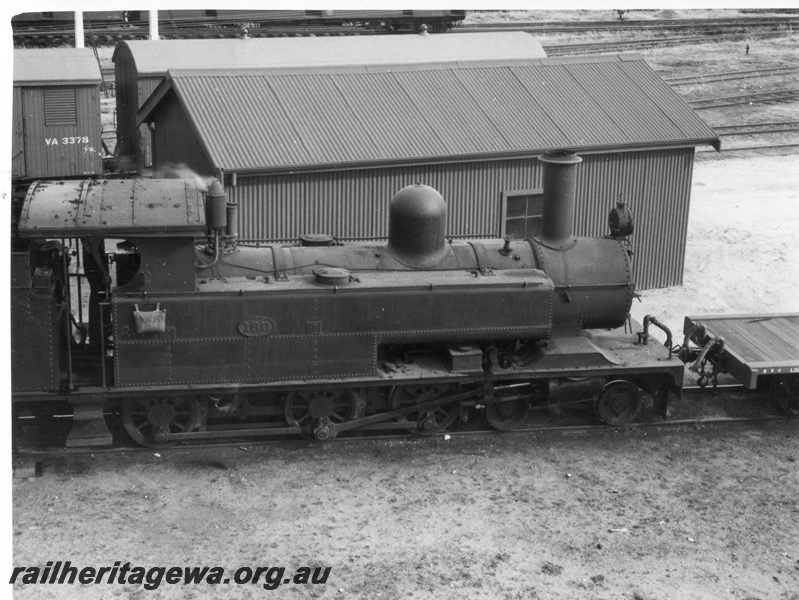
[113,32,546,75]
[13,48,101,86]
[139,54,719,175]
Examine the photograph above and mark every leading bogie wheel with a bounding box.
[594,380,643,427]
[770,377,799,416]
[122,396,202,448]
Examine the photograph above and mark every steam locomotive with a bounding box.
[12,151,694,449]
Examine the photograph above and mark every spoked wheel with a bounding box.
[284,389,359,440]
[122,396,202,448]
[485,397,530,431]
[390,384,459,435]
[770,377,799,416]
[485,385,531,431]
[594,381,643,426]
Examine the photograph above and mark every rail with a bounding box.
[688,88,799,109]
[664,66,799,85]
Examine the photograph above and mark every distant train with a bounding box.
[12,10,467,35]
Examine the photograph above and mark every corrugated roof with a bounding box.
[13,48,101,86]
[142,54,719,174]
[114,32,546,75]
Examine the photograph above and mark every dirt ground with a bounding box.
[10,422,799,600]
[629,152,799,343]
[9,152,799,600]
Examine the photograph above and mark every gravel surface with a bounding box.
[11,420,799,600]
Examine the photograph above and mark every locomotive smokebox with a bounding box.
[387,184,448,268]
[538,150,582,249]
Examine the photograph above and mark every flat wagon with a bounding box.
[683,313,799,414]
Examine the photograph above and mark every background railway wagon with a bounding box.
[165,10,466,31]
[12,10,465,30]
[134,45,720,291]
[12,48,104,184]
[11,11,127,26]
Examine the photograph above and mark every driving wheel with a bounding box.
[284,389,359,439]
[122,396,202,448]
[485,396,530,431]
[390,384,459,435]
[594,381,643,426]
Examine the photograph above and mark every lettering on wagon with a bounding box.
[237,316,275,338]
[45,136,90,146]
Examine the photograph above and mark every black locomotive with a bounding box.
[12,151,690,448]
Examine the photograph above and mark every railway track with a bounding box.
[697,142,799,153]
[688,88,799,109]
[544,31,791,56]
[13,25,385,48]
[460,16,799,34]
[713,121,799,136]
[664,66,799,86]
[701,120,799,151]
[12,384,789,466]
[13,23,384,47]
[13,414,790,468]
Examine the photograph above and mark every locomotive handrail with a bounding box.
[98,300,110,388]
[62,244,75,392]
[638,315,674,358]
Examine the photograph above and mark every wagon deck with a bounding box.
[684,313,799,389]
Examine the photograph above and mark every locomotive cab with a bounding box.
[14,178,208,392]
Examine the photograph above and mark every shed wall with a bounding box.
[138,77,160,168]
[150,97,214,177]
[228,147,694,290]
[12,87,25,178]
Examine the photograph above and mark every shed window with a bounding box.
[502,189,544,239]
[44,88,78,126]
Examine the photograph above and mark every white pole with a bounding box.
[149,10,159,40]
[74,12,84,48]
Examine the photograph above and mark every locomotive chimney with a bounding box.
[387,184,448,268]
[538,150,582,249]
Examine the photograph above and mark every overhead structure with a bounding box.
[74,11,84,48]
[149,10,159,40]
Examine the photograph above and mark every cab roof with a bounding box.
[18,179,207,238]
